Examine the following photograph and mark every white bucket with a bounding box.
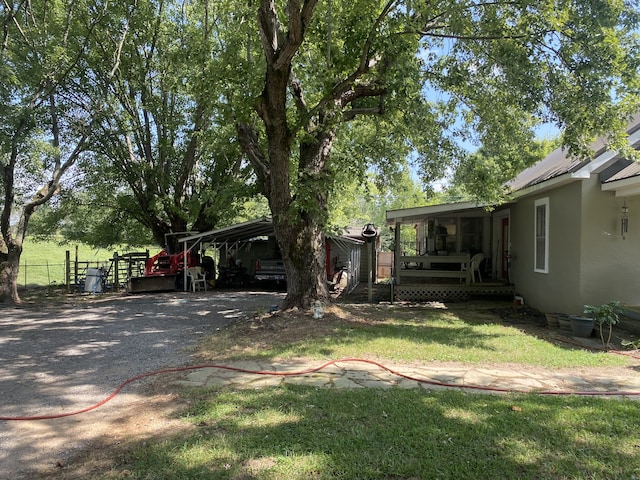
[84,268,104,293]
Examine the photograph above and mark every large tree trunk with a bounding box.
[0,199,42,304]
[238,0,340,310]
[275,215,328,309]
[249,52,333,309]
[0,243,21,304]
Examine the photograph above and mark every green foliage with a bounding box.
[74,0,258,247]
[450,137,560,202]
[585,301,625,326]
[5,0,640,303]
[584,301,626,349]
[327,167,425,250]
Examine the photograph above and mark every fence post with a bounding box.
[66,250,71,293]
[113,252,119,292]
[74,245,78,290]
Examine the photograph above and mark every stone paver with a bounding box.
[173,359,640,398]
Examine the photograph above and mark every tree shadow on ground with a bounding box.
[94,385,640,479]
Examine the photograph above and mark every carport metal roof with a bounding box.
[178,217,364,247]
[178,217,275,246]
[176,217,363,292]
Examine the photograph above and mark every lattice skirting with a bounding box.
[395,284,514,302]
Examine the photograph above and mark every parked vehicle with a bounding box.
[254,258,286,286]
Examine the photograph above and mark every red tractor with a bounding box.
[127,248,198,293]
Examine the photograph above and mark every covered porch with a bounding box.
[386,201,514,301]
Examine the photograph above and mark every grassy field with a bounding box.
[92,304,640,480]
[17,238,156,287]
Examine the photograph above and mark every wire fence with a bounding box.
[18,261,67,289]
[18,259,115,292]
[18,250,151,294]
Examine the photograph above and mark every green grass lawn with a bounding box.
[97,304,640,480]
[197,304,632,369]
[117,387,640,480]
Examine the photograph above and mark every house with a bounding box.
[386,114,640,314]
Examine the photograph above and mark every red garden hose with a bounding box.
[2,356,639,422]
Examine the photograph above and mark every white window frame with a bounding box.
[534,198,549,273]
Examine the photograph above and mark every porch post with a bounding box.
[394,221,401,285]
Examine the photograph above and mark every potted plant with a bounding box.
[568,312,595,338]
[584,301,625,349]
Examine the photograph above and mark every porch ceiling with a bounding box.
[386,201,488,225]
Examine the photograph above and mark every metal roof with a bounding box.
[508,113,640,193]
[602,161,640,183]
[506,148,588,192]
[178,217,364,246]
[178,217,275,245]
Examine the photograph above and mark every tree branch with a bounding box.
[419,31,528,41]
[308,0,396,123]
[257,0,281,63]
[236,122,271,195]
[258,0,319,70]
[289,78,307,115]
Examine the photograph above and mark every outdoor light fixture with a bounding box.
[621,200,629,239]
[361,223,378,242]
[361,223,378,303]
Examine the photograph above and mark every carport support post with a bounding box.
[367,241,373,303]
[361,223,378,303]
[65,250,71,293]
[183,241,188,291]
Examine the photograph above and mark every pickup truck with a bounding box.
[254,258,286,285]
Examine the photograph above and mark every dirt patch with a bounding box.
[27,378,193,480]
[3,373,191,478]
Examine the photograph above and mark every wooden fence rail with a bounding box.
[18,250,149,293]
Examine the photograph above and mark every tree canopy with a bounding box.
[2,0,639,306]
[1,0,111,302]
[229,0,640,306]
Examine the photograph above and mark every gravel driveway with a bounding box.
[0,290,285,479]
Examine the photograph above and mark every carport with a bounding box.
[177,217,363,293]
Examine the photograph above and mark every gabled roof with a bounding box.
[603,161,640,183]
[386,114,640,224]
[506,148,589,192]
[601,159,640,197]
[509,113,640,198]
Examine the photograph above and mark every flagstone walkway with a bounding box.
[173,358,640,398]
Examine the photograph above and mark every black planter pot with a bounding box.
[569,315,595,337]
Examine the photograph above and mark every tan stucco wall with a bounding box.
[580,178,640,308]
[510,177,640,315]
[510,182,583,314]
